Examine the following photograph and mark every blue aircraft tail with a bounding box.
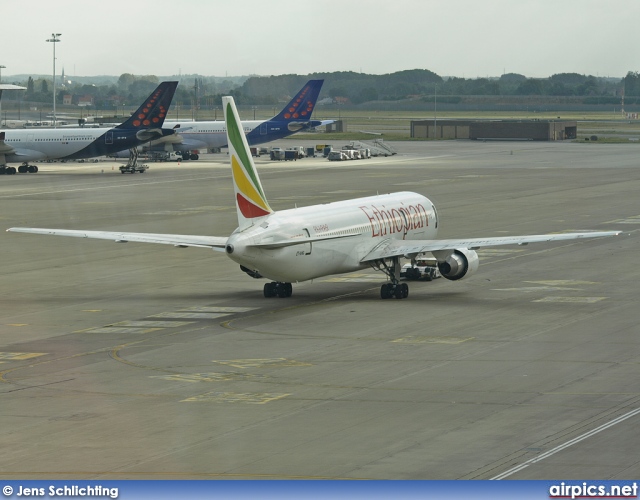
[270,80,323,123]
[116,81,178,130]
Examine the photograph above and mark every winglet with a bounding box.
[270,80,323,123]
[116,81,178,130]
[223,96,273,230]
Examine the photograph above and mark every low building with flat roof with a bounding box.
[411,119,577,141]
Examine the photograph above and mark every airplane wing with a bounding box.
[0,132,16,154]
[172,124,195,133]
[360,231,622,262]
[7,228,228,251]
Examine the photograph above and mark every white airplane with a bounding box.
[7,97,622,300]
[112,79,326,161]
[0,81,178,175]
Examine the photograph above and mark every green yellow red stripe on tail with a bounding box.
[223,96,273,228]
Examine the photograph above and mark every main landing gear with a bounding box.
[263,282,293,298]
[1,164,37,175]
[371,256,410,300]
[18,164,39,174]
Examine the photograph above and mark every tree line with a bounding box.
[241,70,640,105]
[6,73,245,110]
[5,69,640,110]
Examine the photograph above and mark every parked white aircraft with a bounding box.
[113,79,326,161]
[8,97,622,300]
[0,81,178,175]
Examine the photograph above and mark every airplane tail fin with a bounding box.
[116,81,178,130]
[223,96,274,230]
[270,80,323,124]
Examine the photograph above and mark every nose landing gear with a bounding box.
[264,281,293,298]
[380,282,409,300]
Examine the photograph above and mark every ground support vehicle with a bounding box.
[119,164,149,174]
[400,258,441,281]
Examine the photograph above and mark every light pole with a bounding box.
[46,33,62,128]
[433,84,437,140]
[0,65,5,127]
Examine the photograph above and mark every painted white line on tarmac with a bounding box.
[491,406,640,480]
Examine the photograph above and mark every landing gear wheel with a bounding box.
[276,282,292,298]
[264,282,276,298]
[380,283,392,299]
[264,282,292,298]
[394,283,409,299]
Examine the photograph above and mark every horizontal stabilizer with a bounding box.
[7,227,227,251]
[136,128,165,141]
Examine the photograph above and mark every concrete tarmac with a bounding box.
[1,140,639,479]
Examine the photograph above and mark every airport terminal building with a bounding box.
[411,119,577,141]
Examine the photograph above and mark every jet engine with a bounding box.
[436,249,479,281]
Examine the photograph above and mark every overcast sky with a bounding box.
[2,0,638,80]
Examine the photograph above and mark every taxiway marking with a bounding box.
[492,407,640,480]
[212,358,312,369]
[181,391,290,404]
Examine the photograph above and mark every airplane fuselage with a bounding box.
[225,192,438,283]
[1,80,178,169]
[1,126,174,163]
[142,118,322,154]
